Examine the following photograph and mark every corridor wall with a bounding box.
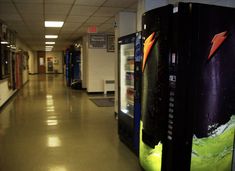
[0,38,34,108]
[83,35,115,93]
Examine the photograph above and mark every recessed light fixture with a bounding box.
[1,41,9,44]
[45,21,64,27]
[45,35,58,39]
[45,45,53,52]
[45,42,55,45]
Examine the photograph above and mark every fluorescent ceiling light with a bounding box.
[1,41,9,44]
[45,42,55,45]
[45,35,58,39]
[45,46,53,51]
[45,21,64,27]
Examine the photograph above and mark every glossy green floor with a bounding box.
[0,75,141,171]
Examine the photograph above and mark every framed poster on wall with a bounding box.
[89,34,106,49]
[107,34,115,52]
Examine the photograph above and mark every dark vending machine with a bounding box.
[118,32,142,154]
[140,5,172,171]
[65,50,71,86]
[140,3,235,171]
[65,48,82,89]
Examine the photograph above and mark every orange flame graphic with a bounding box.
[142,32,156,72]
[208,31,228,60]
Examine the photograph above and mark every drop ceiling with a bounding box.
[0,0,138,51]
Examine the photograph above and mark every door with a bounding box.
[37,51,45,74]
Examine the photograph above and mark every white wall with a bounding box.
[83,35,115,93]
[28,51,38,74]
[115,12,137,37]
[16,38,33,84]
[0,38,35,108]
[45,51,63,74]
[0,80,17,107]
[22,70,28,84]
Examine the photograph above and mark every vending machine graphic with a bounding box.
[140,3,235,171]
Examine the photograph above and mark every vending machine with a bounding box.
[140,3,235,171]
[65,49,71,86]
[65,48,82,89]
[118,32,142,154]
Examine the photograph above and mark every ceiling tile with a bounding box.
[63,22,83,28]
[123,8,137,12]
[60,22,82,33]
[102,17,114,24]
[103,0,137,8]
[23,14,43,22]
[16,33,32,38]
[75,0,106,6]
[0,14,22,21]
[0,2,18,14]
[66,15,89,22]
[58,33,71,37]
[70,5,98,16]
[60,28,77,33]
[86,16,109,24]
[0,0,130,51]
[26,21,44,28]
[45,0,74,4]
[45,28,61,35]
[93,7,123,17]
[45,4,71,15]
[7,21,25,28]
[75,26,87,34]
[45,14,67,21]
[31,45,43,50]
[98,23,114,32]
[129,2,138,9]
[12,0,43,3]
[30,34,44,39]
[16,3,43,14]
[30,28,44,34]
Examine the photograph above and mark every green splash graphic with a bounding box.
[139,121,162,171]
[139,115,235,171]
[191,115,235,171]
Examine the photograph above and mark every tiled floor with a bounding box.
[0,75,142,171]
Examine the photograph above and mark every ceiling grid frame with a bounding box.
[0,0,138,51]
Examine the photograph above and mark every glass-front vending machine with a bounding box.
[118,32,142,155]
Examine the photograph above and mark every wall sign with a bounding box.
[89,34,106,49]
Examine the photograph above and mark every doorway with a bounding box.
[37,51,45,74]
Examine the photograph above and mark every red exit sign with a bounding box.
[87,26,97,33]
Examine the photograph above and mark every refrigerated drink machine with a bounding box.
[140,3,235,171]
[118,32,142,154]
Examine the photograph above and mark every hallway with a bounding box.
[0,75,141,171]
